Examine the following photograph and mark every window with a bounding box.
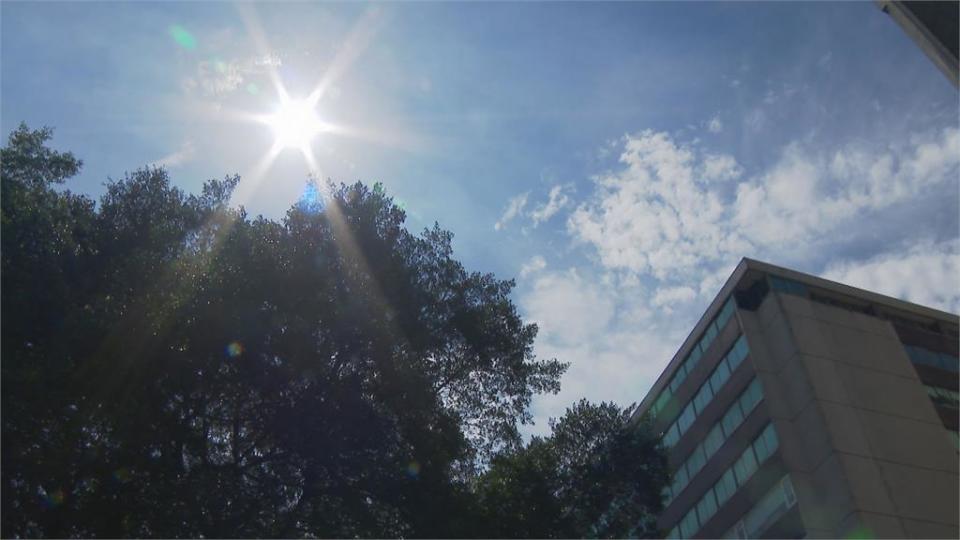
[666,526,680,540]
[716,298,736,329]
[770,276,807,296]
[679,509,699,539]
[733,446,758,485]
[704,423,725,457]
[687,445,707,478]
[721,401,744,436]
[700,322,718,353]
[678,403,696,433]
[687,345,703,370]
[693,384,713,415]
[708,358,731,394]
[713,468,737,506]
[740,378,763,413]
[727,335,748,371]
[695,490,718,526]
[663,423,680,448]
[753,423,779,462]
[674,462,689,494]
[926,385,960,408]
[740,475,798,538]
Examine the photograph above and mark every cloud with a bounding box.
[530,184,573,226]
[823,240,960,314]
[520,267,688,436]
[707,116,723,134]
[524,125,958,435]
[494,192,529,231]
[182,54,282,98]
[519,255,547,279]
[568,127,959,284]
[149,140,196,169]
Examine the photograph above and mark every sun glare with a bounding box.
[267,98,327,151]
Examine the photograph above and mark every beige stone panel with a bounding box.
[779,293,817,320]
[826,323,918,379]
[798,354,850,406]
[777,400,833,473]
[836,454,898,515]
[900,517,960,539]
[832,361,939,422]
[878,461,960,526]
[792,456,855,531]
[836,511,907,539]
[857,408,959,473]
[785,314,837,360]
[819,401,873,457]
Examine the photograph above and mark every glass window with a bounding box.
[739,378,763,414]
[716,298,736,329]
[708,359,731,394]
[713,468,737,506]
[700,323,718,353]
[696,489,719,527]
[678,403,696,434]
[726,336,748,371]
[760,423,779,457]
[652,390,671,418]
[663,422,680,448]
[693,384,713,415]
[704,423,725,458]
[733,446,758,485]
[753,425,776,463]
[662,485,674,506]
[686,444,707,478]
[687,345,703,371]
[674,461,689,493]
[679,509,699,540]
[721,401,744,437]
[666,526,680,540]
[937,352,959,373]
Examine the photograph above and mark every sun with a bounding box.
[266,98,327,151]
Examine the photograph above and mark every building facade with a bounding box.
[633,258,959,539]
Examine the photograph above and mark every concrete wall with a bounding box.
[742,291,959,539]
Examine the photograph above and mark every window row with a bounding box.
[722,474,797,539]
[661,335,750,448]
[926,385,960,409]
[650,298,737,419]
[666,423,780,540]
[769,276,808,297]
[664,378,764,505]
[906,345,959,374]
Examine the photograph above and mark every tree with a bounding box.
[474,400,668,539]
[1,124,666,538]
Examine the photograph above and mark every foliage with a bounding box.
[474,400,668,538]
[1,124,666,538]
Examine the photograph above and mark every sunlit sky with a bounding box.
[3,2,958,435]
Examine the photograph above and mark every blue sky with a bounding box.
[3,2,958,435]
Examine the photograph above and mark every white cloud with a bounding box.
[707,116,723,134]
[823,241,960,314]
[568,127,959,283]
[530,184,573,226]
[519,255,547,279]
[521,269,684,436]
[183,54,282,98]
[149,140,196,169]
[494,192,529,231]
[652,286,697,310]
[524,125,959,435]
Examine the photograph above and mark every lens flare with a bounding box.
[226,341,244,358]
[169,25,197,50]
[405,461,421,478]
[266,98,327,151]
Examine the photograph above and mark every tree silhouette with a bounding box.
[1,124,665,538]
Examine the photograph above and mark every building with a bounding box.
[632,258,959,539]
[876,0,959,88]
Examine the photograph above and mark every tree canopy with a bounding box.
[1,124,666,538]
